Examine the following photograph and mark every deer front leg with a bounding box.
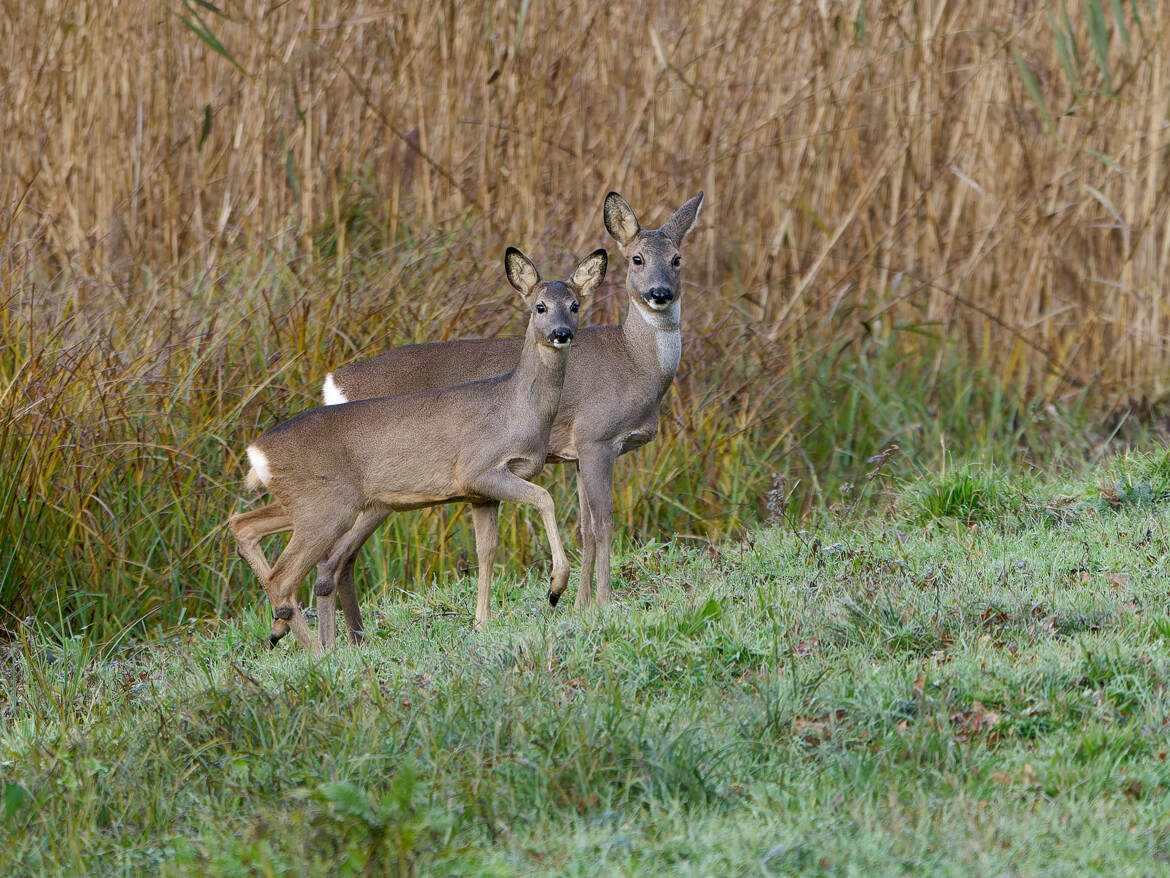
[576,445,618,606]
[470,502,500,629]
[573,462,595,611]
[469,470,570,607]
[314,508,386,648]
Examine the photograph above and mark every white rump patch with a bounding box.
[322,372,348,405]
[246,445,272,487]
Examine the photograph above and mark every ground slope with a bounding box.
[3,458,1170,875]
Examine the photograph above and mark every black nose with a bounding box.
[646,286,674,305]
[549,328,573,344]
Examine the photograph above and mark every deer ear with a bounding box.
[504,247,541,297]
[603,192,641,249]
[570,248,607,299]
[659,191,704,247]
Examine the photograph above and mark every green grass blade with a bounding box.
[1127,0,1146,39]
[515,0,531,49]
[176,0,246,76]
[191,0,228,16]
[1062,0,1084,71]
[1047,10,1083,98]
[1085,148,1123,171]
[1082,0,1114,95]
[1110,0,1130,51]
[279,129,300,201]
[1011,48,1057,143]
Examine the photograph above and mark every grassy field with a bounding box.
[3,1,1170,636]
[4,451,1170,874]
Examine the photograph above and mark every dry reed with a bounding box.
[4,1,1168,390]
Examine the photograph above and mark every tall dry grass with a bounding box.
[1,0,1168,637]
[6,0,1169,390]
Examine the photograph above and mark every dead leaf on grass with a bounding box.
[950,700,1001,741]
[990,763,1038,786]
[793,638,820,657]
[793,709,846,745]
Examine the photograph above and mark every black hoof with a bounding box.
[548,590,561,607]
[313,577,335,597]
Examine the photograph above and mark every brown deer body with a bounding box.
[228,247,605,651]
[314,192,703,645]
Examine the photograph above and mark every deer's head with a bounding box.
[505,247,607,349]
[603,191,704,318]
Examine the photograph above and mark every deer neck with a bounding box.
[621,295,682,381]
[509,321,569,426]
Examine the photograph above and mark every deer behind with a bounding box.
[313,191,703,645]
[228,247,606,651]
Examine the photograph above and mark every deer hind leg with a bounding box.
[228,502,292,581]
[577,446,618,606]
[314,508,386,648]
[228,503,295,640]
[573,462,595,610]
[470,502,500,630]
[336,550,366,646]
[469,470,569,608]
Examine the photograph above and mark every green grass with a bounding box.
[4,455,1170,875]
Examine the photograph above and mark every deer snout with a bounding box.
[548,328,574,348]
[645,286,675,309]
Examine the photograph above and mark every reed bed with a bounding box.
[1,0,1168,638]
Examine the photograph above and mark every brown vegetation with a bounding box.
[6,1,1168,391]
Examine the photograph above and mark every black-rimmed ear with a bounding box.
[570,248,607,299]
[603,192,641,249]
[658,191,704,247]
[504,247,541,298]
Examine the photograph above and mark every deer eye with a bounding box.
[570,301,579,313]
[535,302,547,313]
[632,254,644,266]
[672,255,682,267]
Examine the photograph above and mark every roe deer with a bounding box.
[314,191,703,646]
[227,247,607,652]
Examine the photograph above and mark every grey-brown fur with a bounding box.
[228,247,606,652]
[314,192,703,644]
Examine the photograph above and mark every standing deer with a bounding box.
[227,247,606,652]
[312,191,703,646]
